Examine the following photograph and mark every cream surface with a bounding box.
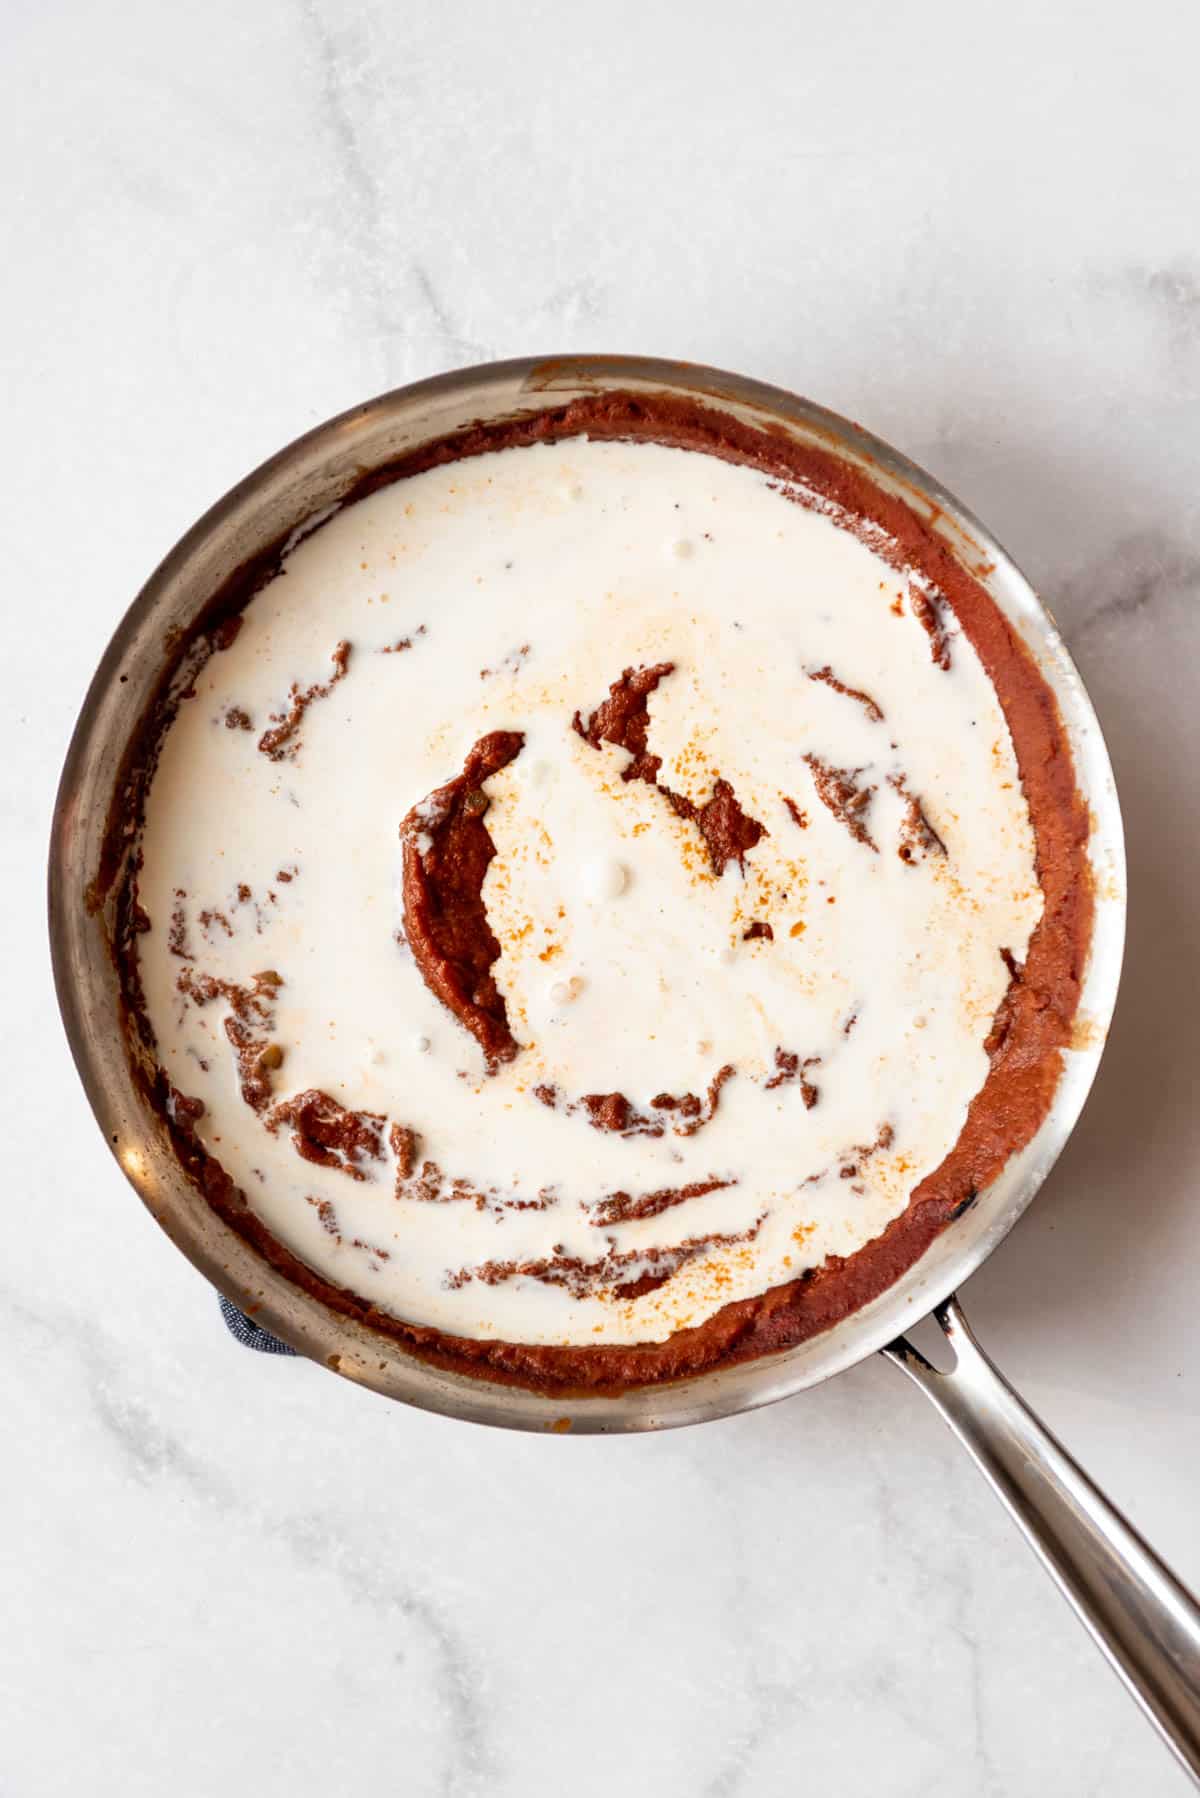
[136,437,1041,1346]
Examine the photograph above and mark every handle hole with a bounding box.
[901,1310,960,1373]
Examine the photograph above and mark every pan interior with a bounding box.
[49,356,1126,1433]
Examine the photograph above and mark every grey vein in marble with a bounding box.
[1136,264,1200,362]
[298,0,390,353]
[275,1511,497,1797]
[1088,261,1200,369]
[6,1283,496,1797]
[1061,531,1200,645]
[299,0,489,379]
[701,1617,801,1798]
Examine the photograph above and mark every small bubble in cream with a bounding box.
[584,858,629,901]
[413,1034,431,1053]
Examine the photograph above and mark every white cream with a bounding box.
[136,438,1041,1347]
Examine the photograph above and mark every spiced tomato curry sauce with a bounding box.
[120,395,1090,1392]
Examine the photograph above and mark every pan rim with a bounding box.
[48,354,1127,1433]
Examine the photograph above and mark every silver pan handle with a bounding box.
[884,1297,1200,1786]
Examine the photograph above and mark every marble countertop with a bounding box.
[5,1,1199,1792]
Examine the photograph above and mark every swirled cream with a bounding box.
[135,436,1042,1349]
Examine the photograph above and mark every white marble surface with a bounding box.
[4,2,1199,1792]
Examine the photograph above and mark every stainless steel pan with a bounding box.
[49,356,1200,1781]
